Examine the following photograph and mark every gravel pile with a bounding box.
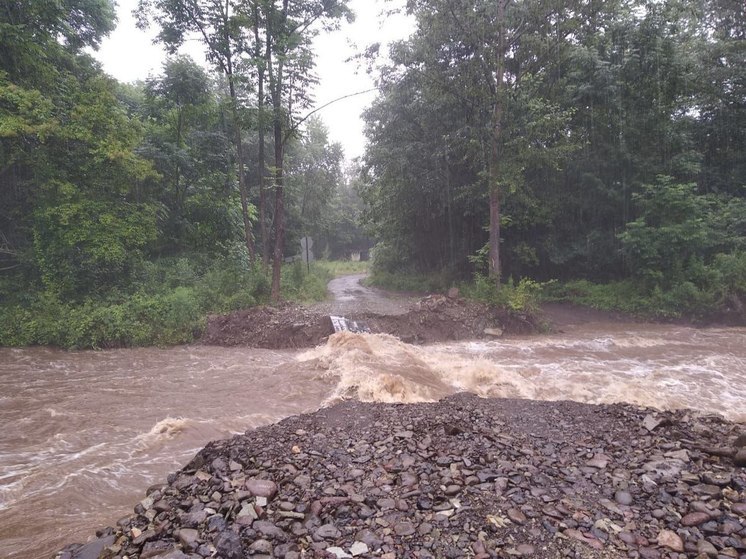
[58,394,746,559]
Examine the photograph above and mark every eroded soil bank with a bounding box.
[200,296,541,349]
[61,394,746,559]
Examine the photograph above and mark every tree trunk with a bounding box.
[224,0,253,262]
[270,117,284,301]
[255,6,270,267]
[488,0,508,286]
[269,0,289,301]
[229,74,255,262]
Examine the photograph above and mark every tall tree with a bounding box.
[137,0,257,259]
[251,0,351,300]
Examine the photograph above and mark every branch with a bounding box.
[283,87,378,143]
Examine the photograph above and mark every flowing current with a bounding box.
[1,317,745,558]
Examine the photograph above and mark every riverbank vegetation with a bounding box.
[0,0,372,348]
[362,0,745,323]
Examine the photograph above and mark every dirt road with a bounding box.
[310,273,415,316]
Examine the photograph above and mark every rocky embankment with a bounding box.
[58,394,746,559]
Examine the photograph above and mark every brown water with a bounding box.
[1,323,745,558]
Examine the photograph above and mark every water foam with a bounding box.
[300,331,746,421]
[133,417,192,450]
[299,332,454,404]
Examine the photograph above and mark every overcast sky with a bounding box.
[92,0,414,160]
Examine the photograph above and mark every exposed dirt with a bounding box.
[200,295,542,349]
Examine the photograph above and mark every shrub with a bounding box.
[463,275,544,314]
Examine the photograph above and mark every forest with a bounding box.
[1,0,744,348]
[362,0,745,320]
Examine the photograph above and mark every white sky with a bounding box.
[92,0,414,160]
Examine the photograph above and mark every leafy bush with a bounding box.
[463,275,544,314]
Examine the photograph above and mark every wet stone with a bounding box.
[249,539,273,554]
[734,448,746,467]
[615,491,633,506]
[394,522,416,536]
[314,524,342,540]
[508,508,527,525]
[682,512,711,526]
[141,541,177,559]
[176,528,199,549]
[698,540,719,557]
[639,547,662,559]
[657,529,684,552]
[246,479,278,499]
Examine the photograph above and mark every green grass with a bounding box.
[541,278,737,321]
[280,261,333,303]
[366,270,451,293]
[314,259,370,277]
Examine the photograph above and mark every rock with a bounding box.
[702,472,731,486]
[447,287,460,299]
[697,539,718,558]
[71,536,115,559]
[246,479,278,499]
[180,509,208,528]
[141,541,177,559]
[657,529,684,552]
[484,328,504,337]
[254,521,288,541]
[643,458,686,478]
[586,454,610,469]
[515,544,535,556]
[638,548,661,559]
[176,528,199,550]
[394,522,416,536]
[734,433,746,448]
[734,448,746,467]
[681,512,710,526]
[355,530,382,549]
[156,552,188,559]
[731,502,746,516]
[507,508,527,525]
[444,484,461,495]
[664,449,690,462]
[691,484,722,498]
[326,547,351,559]
[314,524,341,540]
[249,539,273,554]
[349,542,369,557]
[614,491,633,506]
[214,531,242,559]
[643,414,664,432]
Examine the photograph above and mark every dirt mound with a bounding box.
[200,304,334,349]
[200,296,542,349]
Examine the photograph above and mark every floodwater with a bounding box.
[1,304,745,558]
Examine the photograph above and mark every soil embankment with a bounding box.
[201,275,541,348]
[59,394,746,559]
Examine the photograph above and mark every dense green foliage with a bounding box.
[362,0,745,321]
[0,0,369,348]
[3,0,744,348]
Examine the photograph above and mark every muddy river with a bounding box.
[1,315,745,557]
